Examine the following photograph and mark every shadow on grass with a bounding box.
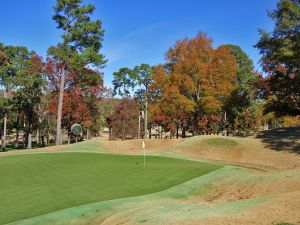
[256,127,300,154]
[1,142,55,152]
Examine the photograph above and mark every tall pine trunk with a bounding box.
[27,132,32,149]
[182,127,186,138]
[138,113,141,139]
[1,87,7,151]
[36,128,40,144]
[144,94,148,139]
[15,114,20,148]
[86,128,89,140]
[27,113,32,149]
[56,64,66,145]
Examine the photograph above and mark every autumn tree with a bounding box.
[149,65,194,138]
[46,60,104,141]
[256,0,300,116]
[164,32,237,134]
[97,97,120,137]
[110,98,139,140]
[49,89,92,140]
[48,0,105,145]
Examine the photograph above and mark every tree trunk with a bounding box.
[223,111,227,135]
[176,125,179,139]
[86,128,89,140]
[144,95,148,139]
[36,128,40,144]
[15,130,19,148]
[56,64,66,145]
[41,135,45,147]
[27,132,32,149]
[15,114,20,148]
[1,87,7,151]
[15,132,19,148]
[23,119,26,148]
[108,126,112,140]
[138,113,141,139]
[182,127,186,138]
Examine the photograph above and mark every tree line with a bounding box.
[0,0,106,150]
[1,0,299,147]
[109,0,300,140]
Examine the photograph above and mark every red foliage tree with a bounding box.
[110,98,139,140]
[46,59,104,135]
[49,88,92,130]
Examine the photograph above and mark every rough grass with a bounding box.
[276,223,296,225]
[206,138,238,147]
[0,152,222,224]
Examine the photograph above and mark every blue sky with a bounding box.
[0,0,277,88]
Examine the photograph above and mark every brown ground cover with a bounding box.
[94,131,300,225]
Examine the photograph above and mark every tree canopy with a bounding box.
[256,0,300,116]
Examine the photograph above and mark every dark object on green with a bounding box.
[71,124,83,137]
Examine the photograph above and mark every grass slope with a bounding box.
[206,138,238,146]
[0,152,222,224]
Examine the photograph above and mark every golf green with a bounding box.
[0,152,222,224]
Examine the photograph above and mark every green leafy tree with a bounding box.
[132,64,154,139]
[48,0,106,145]
[112,64,154,139]
[13,55,45,149]
[112,67,135,97]
[0,44,8,150]
[0,45,34,150]
[256,0,300,116]
[224,45,261,131]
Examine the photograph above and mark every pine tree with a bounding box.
[48,0,106,145]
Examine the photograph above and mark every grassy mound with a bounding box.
[0,152,222,224]
[206,138,238,147]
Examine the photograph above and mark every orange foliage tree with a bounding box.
[149,32,238,135]
[149,65,194,138]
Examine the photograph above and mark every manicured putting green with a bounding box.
[0,152,222,224]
